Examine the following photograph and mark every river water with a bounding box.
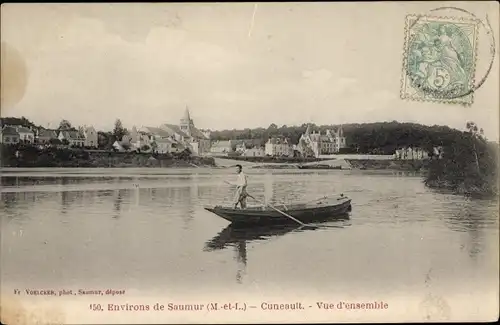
[0,168,498,323]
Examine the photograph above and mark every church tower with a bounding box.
[305,124,311,136]
[180,106,195,137]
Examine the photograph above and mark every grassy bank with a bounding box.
[346,159,429,171]
[423,129,499,198]
[0,144,215,168]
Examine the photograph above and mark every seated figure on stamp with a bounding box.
[411,24,467,90]
[433,25,467,81]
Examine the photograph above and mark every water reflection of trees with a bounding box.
[442,197,499,259]
[2,191,67,220]
[391,171,420,177]
[1,192,20,219]
[96,190,114,198]
[1,176,19,187]
[113,189,127,218]
[1,176,52,187]
[1,176,121,188]
[260,174,324,206]
[60,177,70,214]
[1,175,214,222]
[60,189,86,214]
[253,173,293,206]
[126,176,201,224]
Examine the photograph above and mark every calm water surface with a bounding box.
[1,168,498,320]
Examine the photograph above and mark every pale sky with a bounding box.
[1,2,499,139]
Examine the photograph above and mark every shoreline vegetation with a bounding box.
[2,139,498,198]
[215,156,429,171]
[1,144,431,170]
[1,144,216,168]
[1,119,498,197]
[423,122,499,198]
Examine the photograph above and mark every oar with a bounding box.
[223,180,305,226]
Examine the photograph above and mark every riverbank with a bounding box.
[215,155,430,170]
[346,159,429,171]
[424,179,499,199]
[1,145,215,168]
[213,156,428,171]
[83,151,215,168]
[422,133,499,198]
[214,155,323,164]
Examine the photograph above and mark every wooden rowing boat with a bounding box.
[204,195,352,226]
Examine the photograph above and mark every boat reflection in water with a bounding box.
[203,214,351,283]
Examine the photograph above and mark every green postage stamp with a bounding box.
[401,15,480,105]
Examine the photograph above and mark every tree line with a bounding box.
[209,121,470,154]
[1,116,494,156]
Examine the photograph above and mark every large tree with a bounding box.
[425,121,498,196]
[466,121,482,173]
[98,131,114,149]
[58,119,72,130]
[113,119,127,142]
[0,116,36,128]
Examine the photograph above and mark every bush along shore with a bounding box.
[1,144,215,168]
[345,159,429,171]
[424,123,499,198]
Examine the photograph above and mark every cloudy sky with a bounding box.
[1,2,499,139]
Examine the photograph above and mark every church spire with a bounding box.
[305,124,311,135]
[183,106,191,121]
[180,105,194,137]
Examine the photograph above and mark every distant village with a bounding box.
[0,107,442,161]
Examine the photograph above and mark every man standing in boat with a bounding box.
[232,164,248,209]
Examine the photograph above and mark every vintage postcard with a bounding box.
[1,2,499,324]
